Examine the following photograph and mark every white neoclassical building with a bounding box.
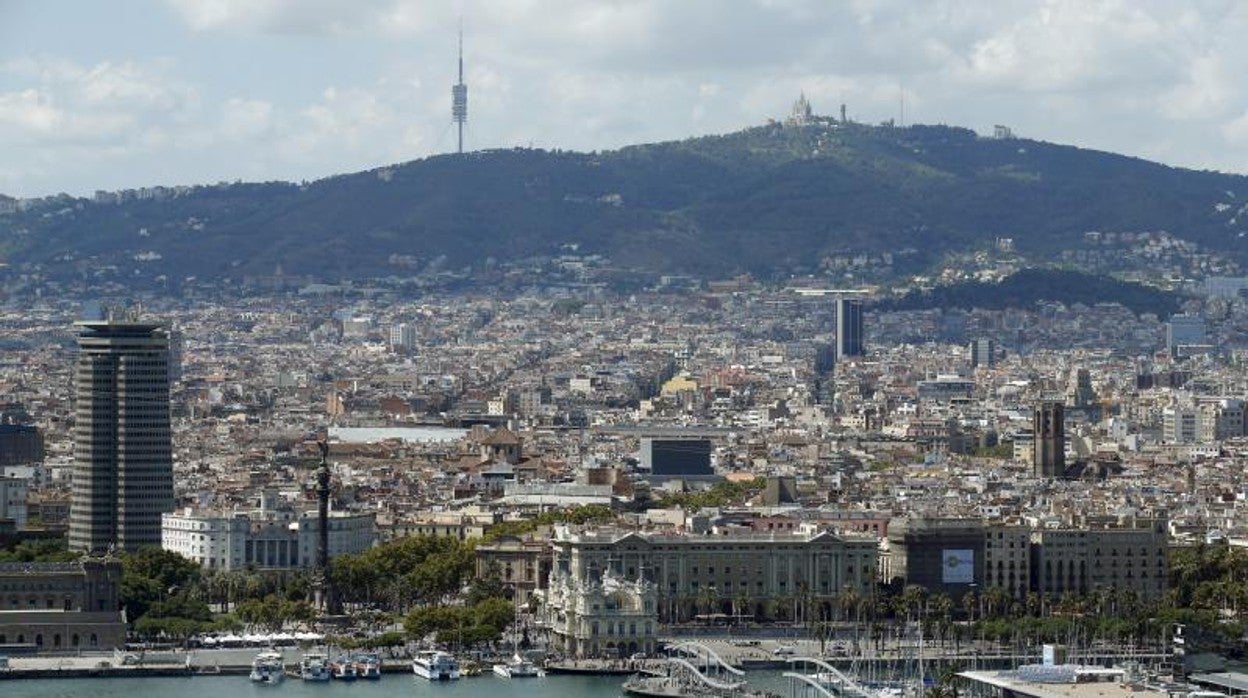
[162,507,376,571]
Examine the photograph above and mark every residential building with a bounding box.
[389,322,417,354]
[474,536,551,606]
[1163,407,1200,444]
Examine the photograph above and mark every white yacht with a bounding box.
[492,653,543,678]
[412,650,460,681]
[249,650,285,684]
[298,652,332,682]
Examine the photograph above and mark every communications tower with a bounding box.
[452,24,468,154]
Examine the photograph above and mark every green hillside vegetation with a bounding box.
[881,268,1183,316]
[4,121,1247,283]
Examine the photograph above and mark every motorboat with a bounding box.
[412,650,460,680]
[299,652,332,682]
[492,653,543,678]
[249,650,285,684]
[329,656,358,681]
[354,652,382,680]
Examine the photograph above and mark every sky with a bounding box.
[3,0,1248,198]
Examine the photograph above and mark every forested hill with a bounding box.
[4,121,1248,284]
[879,269,1183,317]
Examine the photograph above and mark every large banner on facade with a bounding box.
[941,549,974,584]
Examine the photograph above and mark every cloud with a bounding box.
[162,0,453,38]
[0,57,197,142]
[7,1,1248,195]
[220,97,274,140]
[0,89,60,134]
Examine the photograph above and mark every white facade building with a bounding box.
[162,508,376,571]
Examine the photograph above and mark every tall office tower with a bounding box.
[1033,401,1065,478]
[969,338,996,368]
[70,321,173,554]
[836,298,864,360]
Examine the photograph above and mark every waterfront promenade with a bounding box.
[0,637,1170,680]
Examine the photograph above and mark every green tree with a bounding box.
[0,538,80,563]
[331,535,476,612]
[467,559,510,605]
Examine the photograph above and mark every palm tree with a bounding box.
[983,587,1010,619]
[900,584,929,625]
[733,592,751,626]
[929,593,953,647]
[838,588,863,624]
[1025,591,1041,617]
[962,590,978,623]
[698,584,718,618]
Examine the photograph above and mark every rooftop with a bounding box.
[958,669,1171,698]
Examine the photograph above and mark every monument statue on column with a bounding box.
[313,440,338,614]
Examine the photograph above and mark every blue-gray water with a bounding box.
[0,672,795,697]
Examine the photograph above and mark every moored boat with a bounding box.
[249,650,285,684]
[354,652,382,680]
[299,652,332,682]
[412,650,460,681]
[493,653,543,678]
[329,656,358,681]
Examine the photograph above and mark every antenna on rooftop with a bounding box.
[452,18,468,154]
[899,85,905,128]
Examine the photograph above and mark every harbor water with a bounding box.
[0,671,795,697]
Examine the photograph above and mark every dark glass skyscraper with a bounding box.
[836,298,864,360]
[69,321,173,554]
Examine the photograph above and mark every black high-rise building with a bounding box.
[836,298,864,360]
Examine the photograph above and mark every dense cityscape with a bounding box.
[0,260,1247,693]
[6,3,1248,698]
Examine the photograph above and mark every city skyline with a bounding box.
[3,1,1248,197]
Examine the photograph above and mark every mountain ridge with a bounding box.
[3,120,1247,287]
